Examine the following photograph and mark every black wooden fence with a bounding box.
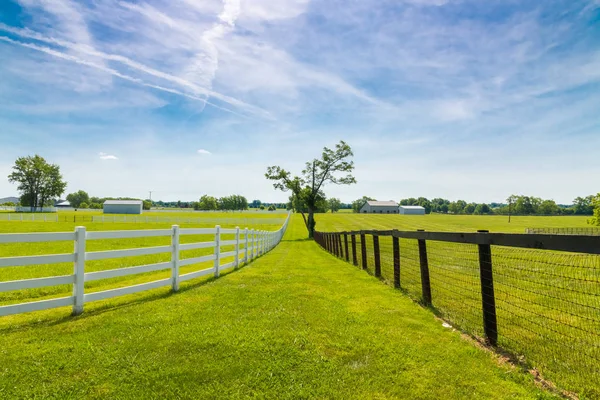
[314,229,600,397]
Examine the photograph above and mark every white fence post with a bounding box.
[72,226,86,315]
[235,226,240,269]
[245,228,249,264]
[253,229,257,258]
[171,225,180,292]
[214,225,221,277]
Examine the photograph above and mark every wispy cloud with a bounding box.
[0,0,598,203]
[99,152,118,160]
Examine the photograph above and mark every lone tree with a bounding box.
[589,193,600,226]
[266,140,356,238]
[8,155,67,212]
[66,190,90,208]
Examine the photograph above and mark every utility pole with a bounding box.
[149,191,153,204]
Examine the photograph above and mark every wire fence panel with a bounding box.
[492,247,600,394]
[427,241,484,337]
[398,239,421,302]
[315,229,600,397]
[526,227,600,236]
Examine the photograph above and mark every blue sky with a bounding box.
[0,0,599,204]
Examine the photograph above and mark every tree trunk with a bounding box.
[307,210,316,239]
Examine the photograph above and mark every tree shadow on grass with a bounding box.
[281,238,313,242]
[0,261,257,334]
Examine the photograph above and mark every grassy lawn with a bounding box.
[317,213,591,233]
[311,213,600,398]
[0,215,557,399]
[0,216,284,307]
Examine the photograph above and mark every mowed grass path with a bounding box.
[0,215,554,399]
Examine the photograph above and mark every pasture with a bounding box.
[314,213,599,398]
[0,214,556,399]
[318,213,591,233]
[0,212,287,311]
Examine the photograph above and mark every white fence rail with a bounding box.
[92,215,286,225]
[0,213,59,222]
[0,213,290,317]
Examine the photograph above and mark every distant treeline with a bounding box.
[350,195,596,216]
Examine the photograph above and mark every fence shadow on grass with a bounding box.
[0,264,246,334]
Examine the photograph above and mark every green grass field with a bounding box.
[0,215,558,399]
[319,213,591,233]
[313,213,600,398]
[0,212,286,308]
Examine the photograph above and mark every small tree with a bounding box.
[268,204,276,211]
[352,196,375,213]
[197,195,218,210]
[8,155,67,211]
[79,202,89,209]
[66,190,90,209]
[328,198,341,213]
[266,141,356,238]
[143,200,152,210]
[589,194,600,226]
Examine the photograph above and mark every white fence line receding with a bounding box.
[0,213,59,222]
[91,215,286,226]
[0,213,291,317]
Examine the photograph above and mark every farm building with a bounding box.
[399,205,426,215]
[360,201,399,214]
[103,200,143,215]
[55,200,71,208]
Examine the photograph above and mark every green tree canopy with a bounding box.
[8,155,67,211]
[196,195,219,211]
[66,190,90,208]
[589,194,600,226]
[352,196,375,213]
[328,198,342,213]
[266,140,356,238]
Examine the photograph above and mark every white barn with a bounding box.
[360,201,399,214]
[103,200,143,215]
[399,205,426,215]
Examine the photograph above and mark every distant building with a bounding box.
[103,200,143,215]
[55,200,71,208]
[399,205,426,215]
[360,201,399,214]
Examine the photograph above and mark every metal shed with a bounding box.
[103,200,143,215]
[399,205,426,215]
[360,201,399,214]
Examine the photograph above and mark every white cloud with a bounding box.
[197,149,212,155]
[99,152,118,160]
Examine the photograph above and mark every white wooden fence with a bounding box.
[0,213,290,317]
[0,213,59,222]
[91,215,286,225]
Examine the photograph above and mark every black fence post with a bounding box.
[344,233,349,262]
[417,230,432,306]
[373,235,381,277]
[393,235,400,289]
[477,230,498,347]
[360,233,368,270]
[338,234,344,259]
[351,234,358,266]
[334,233,340,257]
[326,234,330,252]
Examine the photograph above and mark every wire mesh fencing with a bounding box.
[313,229,600,398]
[526,227,600,235]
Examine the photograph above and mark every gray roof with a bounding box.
[104,200,143,205]
[55,200,71,206]
[399,205,425,209]
[366,201,398,207]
